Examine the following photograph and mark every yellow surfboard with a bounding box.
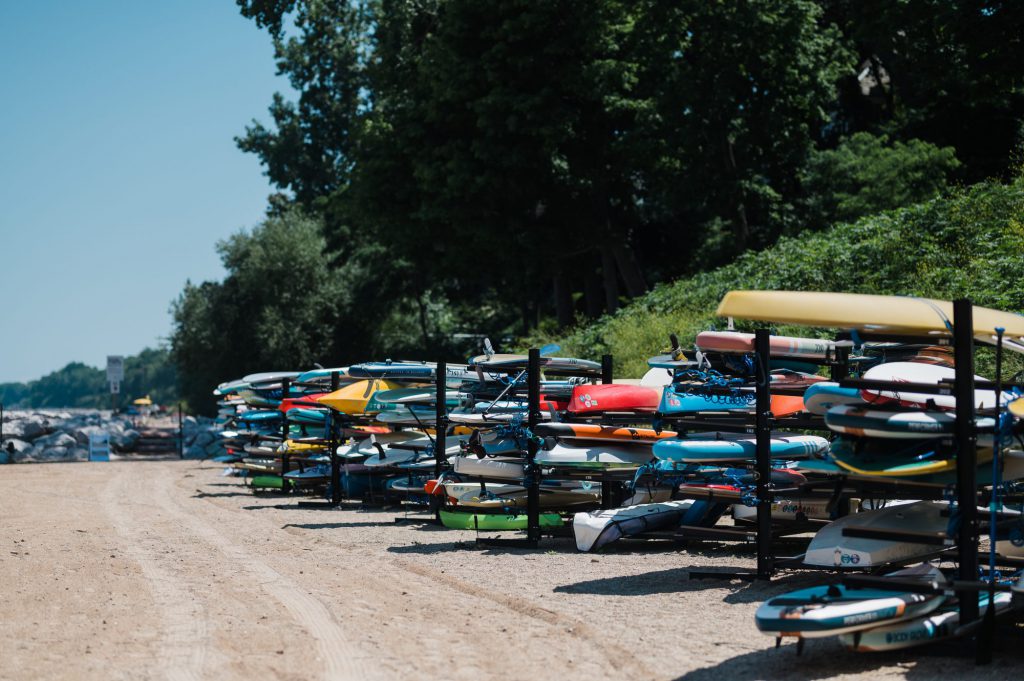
[716,291,1024,342]
[317,379,402,415]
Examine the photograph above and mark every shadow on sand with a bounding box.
[673,627,1024,681]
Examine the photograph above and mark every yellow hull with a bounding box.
[716,290,1024,341]
[317,379,402,414]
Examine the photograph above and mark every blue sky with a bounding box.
[0,1,287,383]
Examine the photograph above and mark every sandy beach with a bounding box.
[2,459,1022,681]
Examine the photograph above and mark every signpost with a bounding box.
[107,356,124,412]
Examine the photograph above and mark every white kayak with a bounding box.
[804,501,950,569]
[862,361,1012,410]
[573,500,696,552]
[362,434,470,468]
[451,455,528,480]
[535,442,654,470]
[335,431,424,460]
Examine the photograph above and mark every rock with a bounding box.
[2,439,32,459]
[71,425,108,446]
[110,429,139,451]
[31,432,77,450]
[194,430,216,448]
[4,416,47,441]
[36,446,73,462]
[184,443,207,459]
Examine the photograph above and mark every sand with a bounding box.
[1,459,1022,680]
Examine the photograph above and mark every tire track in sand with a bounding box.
[149,471,369,681]
[102,468,210,681]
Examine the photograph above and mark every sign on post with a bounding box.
[106,356,124,382]
[110,381,121,394]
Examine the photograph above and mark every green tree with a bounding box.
[801,132,961,227]
[170,209,346,413]
[821,0,1024,181]
[636,0,851,260]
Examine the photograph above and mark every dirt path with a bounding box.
[2,460,1023,680]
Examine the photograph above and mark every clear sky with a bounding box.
[0,1,286,383]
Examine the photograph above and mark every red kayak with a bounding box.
[567,384,662,414]
[277,393,328,413]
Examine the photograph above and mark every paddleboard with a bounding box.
[803,382,867,415]
[839,590,1013,651]
[696,331,835,360]
[804,501,950,568]
[652,431,829,463]
[468,353,603,373]
[756,563,946,638]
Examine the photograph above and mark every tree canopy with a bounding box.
[168,1,1024,412]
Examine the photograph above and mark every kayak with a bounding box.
[439,509,565,531]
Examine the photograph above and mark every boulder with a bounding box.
[31,432,77,451]
[110,429,140,451]
[71,425,108,446]
[184,443,207,459]
[2,439,32,460]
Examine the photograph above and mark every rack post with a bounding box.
[953,299,979,627]
[329,371,342,506]
[280,377,292,494]
[601,354,613,385]
[526,348,542,545]
[177,402,184,459]
[435,361,448,479]
[754,329,774,580]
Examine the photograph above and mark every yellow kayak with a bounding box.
[317,379,402,415]
[717,291,1024,341]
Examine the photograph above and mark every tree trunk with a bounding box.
[584,265,604,318]
[601,247,619,314]
[723,133,749,252]
[415,295,431,349]
[612,242,647,298]
[553,272,574,328]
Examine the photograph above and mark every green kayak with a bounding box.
[250,474,284,490]
[439,509,564,531]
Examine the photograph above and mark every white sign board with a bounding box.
[110,381,121,395]
[106,355,124,382]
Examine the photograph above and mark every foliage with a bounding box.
[0,348,178,409]
[170,209,348,413]
[236,0,854,326]
[527,179,1024,378]
[801,132,961,228]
